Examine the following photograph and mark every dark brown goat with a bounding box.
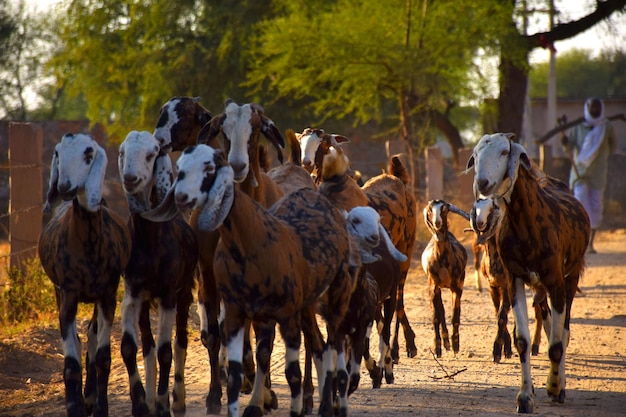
[38,133,131,417]
[466,132,589,413]
[117,131,198,417]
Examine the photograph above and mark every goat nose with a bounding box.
[303,159,312,167]
[123,173,139,184]
[230,162,246,175]
[57,181,71,193]
[477,178,490,194]
[175,192,189,204]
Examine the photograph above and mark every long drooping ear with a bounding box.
[286,129,302,165]
[153,153,174,205]
[44,148,60,213]
[84,145,107,211]
[193,97,213,127]
[198,113,226,146]
[378,223,408,263]
[506,142,529,186]
[140,185,180,222]
[197,164,235,231]
[256,107,285,164]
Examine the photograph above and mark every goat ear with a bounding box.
[199,113,226,146]
[44,148,60,213]
[506,142,528,187]
[504,132,517,142]
[197,164,235,231]
[331,134,350,145]
[379,223,407,263]
[286,129,302,165]
[84,145,107,211]
[141,184,179,222]
[153,153,174,205]
[464,154,475,174]
[260,117,285,164]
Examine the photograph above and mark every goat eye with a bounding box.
[146,153,155,162]
[85,154,93,164]
[352,218,361,225]
[501,149,510,156]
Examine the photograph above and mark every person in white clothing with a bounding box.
[562,97,616,253]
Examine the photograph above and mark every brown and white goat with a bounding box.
[421,199,468,357]
[153,97,286,413]
[38,133,131,417]
[153,96,213,151]
[117,131,198,417]
[297,128,418,361]
[143,144,354,417]
[466,132,590,413]
[471,197,550,363]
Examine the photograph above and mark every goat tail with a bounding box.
[389,155,410,185]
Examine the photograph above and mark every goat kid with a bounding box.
[466,132,589,413]
[142,144,353,417]
[421,200,468,358]
[39,133,131,417]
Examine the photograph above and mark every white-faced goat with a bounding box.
[466,132,590,413]
[470,197,550,363]
[38,133,131,417]
[421,199,468,357]
[142,144,353,417]
[117,131,198,417]
[152,98,286,413]
[297,128,418,362]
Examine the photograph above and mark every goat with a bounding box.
[38,133,131,417]
[152,97,286,413]
[470,197,551,363]
[142,144,354,417]
[466,132,590,413]
[198,100,287,413]
[153,96,213,151]
[117,131,198,417]
[421,199,468,357]
[296,128,418,361]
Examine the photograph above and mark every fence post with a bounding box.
[9,123,43,273]
[457,148,474,209]
[425,146,443,201]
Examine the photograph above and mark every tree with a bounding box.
[497,0,626,137]
[529,48,626,98]
[48,0,274,142]
[0,0,51,121]
[247,0,511,178]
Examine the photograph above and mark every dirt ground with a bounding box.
[1,229,625,417]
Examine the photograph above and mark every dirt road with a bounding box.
[1,229,625,417]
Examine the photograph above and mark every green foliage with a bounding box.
[48,0,274,142]
[248,0,510,129]
[529,48,626,98]
[0,258,56,324]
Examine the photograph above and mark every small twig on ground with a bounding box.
[428,348,468,380]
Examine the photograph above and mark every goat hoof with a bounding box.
[551,389,566,404]
[205,390,222,415]
[384,371,394,385]
[243,405,264,417]
[131,402,150,417]
[406,347,417,358]
[264,390,278,411]
[348,374,360,396]
[531,344,540,356]
[516,392,535,414]
[303,395,314,415]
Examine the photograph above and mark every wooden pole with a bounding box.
[9,123,43,273]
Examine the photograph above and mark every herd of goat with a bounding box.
[37,97,590,417]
